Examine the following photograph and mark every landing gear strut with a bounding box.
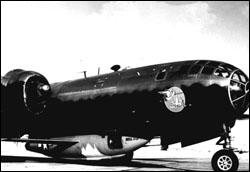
[212,124,239,171]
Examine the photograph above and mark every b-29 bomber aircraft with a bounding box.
[1,60,249,171]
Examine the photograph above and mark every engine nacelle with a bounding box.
[1,69,51,137]
[2,69,51,115]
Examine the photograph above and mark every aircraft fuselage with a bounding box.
[29,60,248,140]
[1,60,249,143]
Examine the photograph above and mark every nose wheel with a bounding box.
[212,124,239,171]
[212,149,239,171]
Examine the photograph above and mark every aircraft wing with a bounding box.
[1,138,79,145]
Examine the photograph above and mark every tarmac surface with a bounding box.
[1,151,249,171]
[1,142,249,171]
[1,120,249,171]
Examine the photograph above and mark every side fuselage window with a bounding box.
[156,69,167,81]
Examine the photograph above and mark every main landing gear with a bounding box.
[212,124,239,171]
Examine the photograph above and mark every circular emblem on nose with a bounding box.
[159,87,186,113]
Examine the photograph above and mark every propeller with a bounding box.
[237,114,249,120]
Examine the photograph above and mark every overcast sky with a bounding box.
[1,1,249,82]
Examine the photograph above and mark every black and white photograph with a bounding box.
[1,1,249,171]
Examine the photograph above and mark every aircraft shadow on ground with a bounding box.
[1,156,195,171]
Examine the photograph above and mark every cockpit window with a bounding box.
[155,69,167,81]
[196,60,208,65]
[214,68,230,78]
[189,65,202,75]
[207,61,221,68]
[239,74,247,83]
[232,73,240,81]
[220,64,235,72]
[202,66,215,75]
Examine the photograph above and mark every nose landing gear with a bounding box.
[212,124,239,171]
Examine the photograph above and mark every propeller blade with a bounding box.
[237,114,249,120]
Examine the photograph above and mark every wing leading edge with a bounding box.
[1,138,79,145]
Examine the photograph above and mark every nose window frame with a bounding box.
[214,68,230,78]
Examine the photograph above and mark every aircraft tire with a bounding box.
[211,149,239,171]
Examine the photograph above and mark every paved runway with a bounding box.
[1,154,249,171]
[1,143,249,171]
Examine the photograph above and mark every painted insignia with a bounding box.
[159,87,185,113]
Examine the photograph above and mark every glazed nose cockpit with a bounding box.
[229,70,249,114]
[191,60,249,114]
